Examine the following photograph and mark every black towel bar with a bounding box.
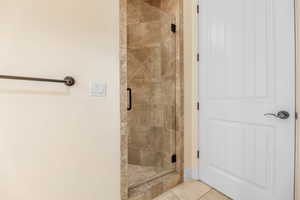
[0,75,75,86]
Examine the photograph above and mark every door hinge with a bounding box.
[197,5,199,14]
[296,112,298,120]
[197,102,200,110]
[171,24,176,33]
[171,154,177,163]
[197,53,200,62]
[197,150,200,159]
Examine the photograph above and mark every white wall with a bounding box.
[0,0,120,199]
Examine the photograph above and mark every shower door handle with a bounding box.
[127,88,132,111]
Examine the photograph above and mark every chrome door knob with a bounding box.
[264,111,290,120]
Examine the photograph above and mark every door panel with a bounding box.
[206,0,274,100]
[198,0,295,199]
[208,120,274,188]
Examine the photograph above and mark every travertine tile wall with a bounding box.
[127,0,177,170]
[120,0,184,199]
[120,0,128,199]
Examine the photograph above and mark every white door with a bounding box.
[198,0,295,199]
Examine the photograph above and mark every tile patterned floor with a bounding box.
[153,181,232,200]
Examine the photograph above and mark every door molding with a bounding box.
[295,0,300,199]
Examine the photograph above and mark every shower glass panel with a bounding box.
[127,2,176,187]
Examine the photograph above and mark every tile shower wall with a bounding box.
[127,0,177,171]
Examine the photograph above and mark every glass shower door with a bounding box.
[127,8,177,187]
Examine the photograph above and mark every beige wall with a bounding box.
[0,1,120,200]
[184,0,198,172]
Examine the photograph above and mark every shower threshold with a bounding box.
[128,164,175,189]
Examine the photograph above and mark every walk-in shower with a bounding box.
[120,0,183,199]
[127,1,177,188]
[120,0,183,200]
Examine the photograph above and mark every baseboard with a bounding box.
[184,168,199,181]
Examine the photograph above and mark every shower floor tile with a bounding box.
[128,164,173,188]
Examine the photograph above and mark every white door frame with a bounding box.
[195,0,297,199]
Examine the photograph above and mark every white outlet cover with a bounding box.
[89,81,107,97]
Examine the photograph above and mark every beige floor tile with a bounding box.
[171,181,211,200]
[199,190,231,200]
[153,181,232,200]
[153,191,180,200]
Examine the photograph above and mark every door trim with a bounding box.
[295,0,300,199]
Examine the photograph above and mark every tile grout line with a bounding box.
[197,188,213,200]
